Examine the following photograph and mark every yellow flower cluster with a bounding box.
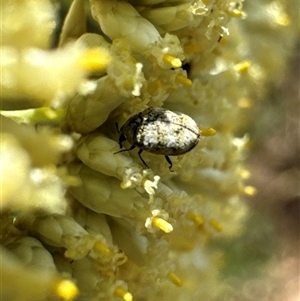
[0,0,297,300]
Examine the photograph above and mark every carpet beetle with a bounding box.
[115,107,201,171]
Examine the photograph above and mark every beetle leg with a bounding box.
[165,156,174,172]
[114,144,135,154]
[138,149,149,168]
[118,133,127,149]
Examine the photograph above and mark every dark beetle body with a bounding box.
[116,107,201,170]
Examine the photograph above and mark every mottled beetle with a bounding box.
[115,107,201,171]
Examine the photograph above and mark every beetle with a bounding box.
[115,107,201,171]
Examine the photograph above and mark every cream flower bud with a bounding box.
[0,246,56,301]
[76,133,135,178]
[6,237,56,272]
[71,257,105,292]
[64,76,125,134]
[59,0,87,47]
[139,3,195,32]
[18,213,97,260]
[77,33,111,50]
[68,164,146,217]
[108,217,148,266]
[72,205,113,244]
[90,0,161,51]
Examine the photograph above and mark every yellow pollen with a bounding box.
[234,60,251,73]
[229,9,247,18]
[175,74,193,87]
[163,54,182,68]
[276,13,291,26]
[78,48,111,72]
[167,272,184,287]
[54,279,79,301]
[244,186,257,196]
[239,169,251,179]
[209,219,223,232]
[93,241,110,256]
[114,286,133,301]
[266,2,291,27]
[186,212,205,227]
[201,127,216,136]
[238,97,253,108]
[121,180,132,189]
[184,44,202,53]
[152,216,173,233]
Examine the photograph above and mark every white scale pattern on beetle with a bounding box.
[115,107,201,171]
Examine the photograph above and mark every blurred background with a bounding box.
[245,42,299,300]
